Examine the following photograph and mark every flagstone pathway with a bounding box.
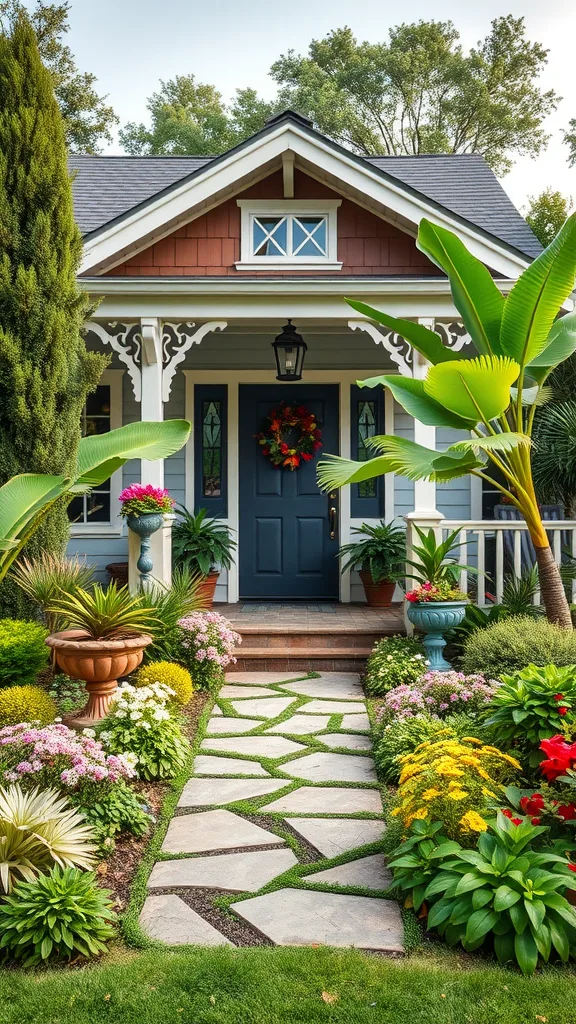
[139,671,403,952]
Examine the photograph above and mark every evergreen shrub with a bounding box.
[462,616,576,678]
[0,619,49,685]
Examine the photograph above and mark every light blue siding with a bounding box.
[393,402,414,519]
[436,427,471,522]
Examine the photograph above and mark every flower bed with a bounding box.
[178,610,241,690]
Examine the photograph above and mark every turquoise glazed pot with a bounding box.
[406,600,468,672]
[127,513,164,586]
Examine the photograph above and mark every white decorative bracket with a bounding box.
[435,321,471,352]
[161,320,227,401]
[348,319,413,376]
[83,321,142,400]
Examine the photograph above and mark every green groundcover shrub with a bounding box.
[374,712,481,783]
[364,635,427,696]
[462,616,576,679]
[0,619,49,686]
[0,684,56,727]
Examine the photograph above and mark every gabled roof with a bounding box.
[70,149,540,260]
[74,110,541,277]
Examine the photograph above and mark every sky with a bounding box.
[57,0,576,212]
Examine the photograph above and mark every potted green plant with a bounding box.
[405,526,475,672]
[45,583,158,727]
[172,506,236,607]
[338,521,406,607]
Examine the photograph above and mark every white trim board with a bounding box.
[80,121,532,279]
[70,369,125,540]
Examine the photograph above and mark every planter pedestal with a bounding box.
[406,601,467,672]
[46,630,153,729]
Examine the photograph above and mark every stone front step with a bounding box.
[238,628,385,650]
[233,653,372,672]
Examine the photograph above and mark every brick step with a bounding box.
[234,652,371,673]
[239,633,381,652]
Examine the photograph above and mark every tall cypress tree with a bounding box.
[0,14,107,615]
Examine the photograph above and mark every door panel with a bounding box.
[239,385,339,599]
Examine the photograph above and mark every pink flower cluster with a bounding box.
[179,611,241,668]
[0,722,138,788]
[378,671,498,722]
[119,483,175,517]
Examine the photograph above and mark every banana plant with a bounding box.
[317,214,576,627]
[0,419,191,583]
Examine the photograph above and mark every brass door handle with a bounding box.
[329,505,337,540]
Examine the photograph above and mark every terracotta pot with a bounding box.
[359,570,396,608]
[45,629,152,728]
[196,571,220,608]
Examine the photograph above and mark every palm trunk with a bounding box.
[534,542,572,628]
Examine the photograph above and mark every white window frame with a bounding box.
[69,369,124,538]
[236,200,342,271]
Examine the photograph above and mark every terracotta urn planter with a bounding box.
[196,570,220,608]
[46,629,152,729]
[359,570,396,608]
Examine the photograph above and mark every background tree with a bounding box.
[119,75,274,155]
[526,189,572,247]
[0,0,117,152]
[270,18,558,174]
[564,119,576,167]
[0,13,107,615]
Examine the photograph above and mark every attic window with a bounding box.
[236,200,342,271]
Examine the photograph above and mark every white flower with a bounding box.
[54,717,62,724]
[152,708,170,722]
[387,655,393,661]
[115,709,127,719]
[99,731,111,744]
[130,710,143,721]
[82,728,96,739]
[141,720,151,730]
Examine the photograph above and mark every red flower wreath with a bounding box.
[255,401,323,470]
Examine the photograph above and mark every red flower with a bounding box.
[520,793,545,815]
[539,734,576,781]
[569,864,576,873]
[559,707,569,716]
[280,442,289,455]
[531,817,542,825]
[296,405,308,417]
[554,694,565,701]
[283,455,300,470]
[511,818,523,826]
[301,452,313,461]
[558,803,576,821]
[314,429,322,440]
[313,440,322,450]
[501,808,513,819]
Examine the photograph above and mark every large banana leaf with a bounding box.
[74,419,192,488]
[500,213,576,366]
[424,355,520,422]
[317,436,480,492]
[448,433,530,454]
[417,219,504,355]
[526,311,576,383]
[345,299,460,365]
[360,374,477,429]
[0,474,69,547]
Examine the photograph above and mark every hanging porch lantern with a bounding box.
[272,320,307,381]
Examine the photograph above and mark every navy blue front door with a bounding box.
[239,385,340,599]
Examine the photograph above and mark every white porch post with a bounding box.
[128,317,172,593]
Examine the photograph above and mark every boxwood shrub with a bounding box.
[461,615,576,679]
[0,619,49,686]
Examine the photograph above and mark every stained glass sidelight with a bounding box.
[202,400,222,497]
[357,400,377,499]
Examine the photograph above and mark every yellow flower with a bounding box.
[482,787,497,798]
[459,810,488,832]
[447,789,468,801]
[399,764,425,783]
[435,766,465,778]
[462,736,483,745]
[422,788,442,801]
[459,755,480,767]
[412,807,429,820]
[390,807,402,817]
[476,767,492,781]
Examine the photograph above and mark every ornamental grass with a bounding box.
[392,735,521,841]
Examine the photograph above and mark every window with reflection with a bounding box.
[68,385,112,524]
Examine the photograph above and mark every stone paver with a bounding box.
[194,755,270,777]
[320,733,373,751]
[206,717,262,735]
[162,809,284,854]
[279,751,377,783]
[303,854,392,891]
[212,705,223,715]
[230,888,403,950]
[148,849,298,893]
[341,712,370,731]
[219,685,278,698]
[226,672,304,684]
[266,713,331,735]
[300,700,366,715]
[278,675,363,699]
[286,817,384,857]
[260,786,382,815]
[229,697,296,719]
[139,894,233,946]
[178,778,288,807]
[201,736,305,758]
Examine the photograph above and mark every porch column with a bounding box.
[412,318,440,518]
[128,317,171,592]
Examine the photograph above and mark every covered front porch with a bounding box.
[72,276,479,604]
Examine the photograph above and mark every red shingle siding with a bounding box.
[103,169,441,277]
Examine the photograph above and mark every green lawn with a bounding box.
[1,946,575,1024]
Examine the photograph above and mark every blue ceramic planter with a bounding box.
[406,600,467,672]
[127,513,164,586]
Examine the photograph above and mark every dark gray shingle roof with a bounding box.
[69,146,541,260]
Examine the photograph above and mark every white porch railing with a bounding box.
[405,513,576,608]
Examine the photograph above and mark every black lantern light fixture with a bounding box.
[272,320,307,381]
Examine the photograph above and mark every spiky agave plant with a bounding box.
[10,553,95,633]
[318,215,576,627]
[0,785,96,893]
[46,582,159,640]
